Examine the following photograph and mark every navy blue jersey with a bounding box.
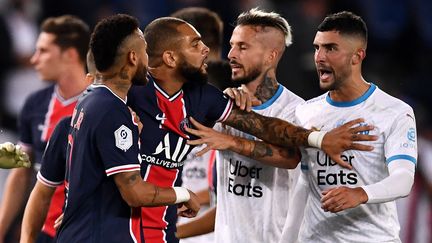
[36,116,70,238]
[127,77,232,241]
[57,86,142,243]
[18,85,79,238]
[38,116,70,187]
[18,85,78,169]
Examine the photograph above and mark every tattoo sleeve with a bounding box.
[124,171,141,186]
[224,107,310,148]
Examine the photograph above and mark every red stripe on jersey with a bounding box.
[142,228,165,243]
[207,150,216,188]
[141,166,178,236]
[130,207,142,243]
[155,90,188,138]
[42,184,65,237]
[41,94,77,142]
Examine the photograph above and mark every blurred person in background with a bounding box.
[0,15,90,243]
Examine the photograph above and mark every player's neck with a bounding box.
[246,69,279,104]
[97,71,132,101]
[329,77,370,102]
[149,67,183,96]
[56,66,88,99]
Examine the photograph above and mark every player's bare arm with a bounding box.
[114,171,200,218]
[222,107,377,169]
[176,206,216,239]
[186,117,300,169]
[20,182,56,243]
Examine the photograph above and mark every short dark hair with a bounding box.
[144,17,187,60]
[236,8,292,47]
[318,11,367,43]
[90,14,139,72]
[41,15,90,64]
[171,7,223,51]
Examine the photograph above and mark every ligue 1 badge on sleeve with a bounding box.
[114,125,133,151]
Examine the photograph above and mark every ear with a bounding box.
[62,48,80,62]
[127,51,138,66]
[264,49,278,66]
[162,51,177,68]
[85,73,95,84]
[352,49,366,65]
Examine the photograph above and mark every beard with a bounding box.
[230,61,261,85]
[131,61,149,86]
[179,57,208,86]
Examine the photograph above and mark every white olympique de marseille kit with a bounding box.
[179,145,215,243]
[215,85,304,243]
[296,83,417,243]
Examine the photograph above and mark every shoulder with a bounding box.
[372,87,414,115]
[24,85,55,103]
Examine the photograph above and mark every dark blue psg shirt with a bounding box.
[57,86,142,243]
[19,84,79,237]
[37,116,70,187]
[127,77,232,241]
[19,85,78,169]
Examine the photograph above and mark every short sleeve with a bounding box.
[38,116,71,187]
[202,84,233,123]
[18,95,34,146]
[95,107,141,176]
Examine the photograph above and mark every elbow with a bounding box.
[119,191,143,208]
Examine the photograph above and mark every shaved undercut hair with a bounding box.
[144,17,189,66]
[236,7,292,47]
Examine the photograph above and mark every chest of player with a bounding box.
[301,107,399,188]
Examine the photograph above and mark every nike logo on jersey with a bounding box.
[155,113,166,121]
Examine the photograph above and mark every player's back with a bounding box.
[57,85,142,243]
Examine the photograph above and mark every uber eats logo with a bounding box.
[316,151,358,185]
[227,159,263,198]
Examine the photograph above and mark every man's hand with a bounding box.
[321,186,368,213]
[177,190,200,218]
[185,117,235,156]
[322,118,377,169]
[0,142,31,169]
[224,85,261,112]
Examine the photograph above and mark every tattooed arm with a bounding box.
[113,171,200,218]
[186,117,300,169]
[220,106,377,169]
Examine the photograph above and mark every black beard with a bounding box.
[131,61,148,86]
[179,60,208,86]
[232,66,261,85]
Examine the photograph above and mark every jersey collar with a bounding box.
[326,83,376,107]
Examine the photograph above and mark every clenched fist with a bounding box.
[0,142,31,169]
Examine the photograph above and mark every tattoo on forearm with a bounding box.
[125,172,141,186]
[251,141,273,158]
[225,108,310,147]
[151,185,159,203]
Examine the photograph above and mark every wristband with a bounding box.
[173,187,190,204]
[307,131,327,149]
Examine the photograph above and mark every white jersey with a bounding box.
[295,83,417,243]
[179,145,215,243]
[215,85,304,243]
